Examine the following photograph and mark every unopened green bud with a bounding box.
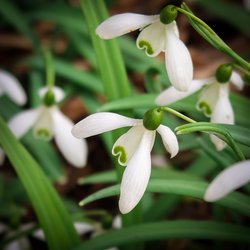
[160,5,178,25]
[143,108,163,130]
[43,90,55,106]
[215,64,232,83]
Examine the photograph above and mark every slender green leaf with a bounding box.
[79,179,250,217]
[23,56,103,93]
[78,168,201,185]
[81,0,131,100]
[74,220,250,250]
[0,115,80,250]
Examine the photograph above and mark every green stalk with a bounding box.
[180,3,250,71]
[43,48,55,89]
[160,106,196,123]
[80,0,131,100]
[81,1,141,249]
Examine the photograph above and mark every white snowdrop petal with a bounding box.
[0,70,27,105]
[52,108,88,168]
[39,86,65,102]
[8,108,41,138]
[72,112,140,139]
[136,20,165,57]
[165,23,193,91]
[112,125,145,166]
[230,71,244,90]
[96,13,159,39]
[0,148,5,165]
[157,125,179,158]
[74,222,94,235]
[119,130,155,214]
[204,160,250,202]
[211,84,234,125]
[155,78,212,106]
[210,84,234,151]
[197,82,219,117]
[33,108,54,141]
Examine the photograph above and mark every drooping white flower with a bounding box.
[72,112,179,214]
[0,69,27,105]
[96,13,193,91]
[6,86,88,168]
[155,71,243,151]
[204,160,250,202]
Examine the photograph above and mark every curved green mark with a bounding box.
[198,101,212,117]
[113,146,127,165]
[138,40,154,56]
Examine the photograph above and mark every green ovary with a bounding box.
[198,102,212,117]
[113,146,127,164]
[138,40,154,55]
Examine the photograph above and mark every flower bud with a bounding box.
[160,5,178,25]
[143,108,163,130]
[43,90,56,106]
[215,64,233,83]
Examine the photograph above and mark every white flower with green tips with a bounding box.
[72,111,179,214]
[204,160,250,202]
[0,69,27,105]
[2,86,88,168]
[96,7,193,92]
[156,70,244,151]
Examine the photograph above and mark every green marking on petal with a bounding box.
[197,101,212,117]
[113,146,127,165]
[35,129,52,141]
[138,40,154,56]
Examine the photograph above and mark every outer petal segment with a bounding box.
[8,108,40,138]
[52,108,88,168]
[0,70,27,105]
[204,160,250,202]
[155,78,213,106]
[119,130,155,214]
[72,112,140,139]
[165,23,193,91]
[157,125,178,158]
[96,13,159,39]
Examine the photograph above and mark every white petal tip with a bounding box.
[118,199,135,214]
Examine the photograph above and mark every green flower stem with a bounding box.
[176,123,245,161]
[232,63,250,76]
[176,7,217,36]
[43,48,55,89]
[179,3,250,71]
[160,106,196,123]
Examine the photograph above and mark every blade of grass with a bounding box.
[0,115,80,250]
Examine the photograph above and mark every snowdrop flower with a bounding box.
[156,66,244,151]
[72,110,179,214]
[96,5,193,91]
[5,86,87,168]
[204,160,250,201]
[0,69,27,105]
